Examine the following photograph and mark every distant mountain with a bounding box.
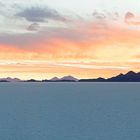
[25,79,41,82]
[49,76,78,82]
[23,75,78,82]
[79,71,140,82]
[61,76,78,81]
[0,71,140,82]
[0,77,21,82]
[79,77,106,82]
[108,71,140,82]
[50,77,60,81]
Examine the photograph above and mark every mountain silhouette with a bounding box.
[50,77,60,81]
[0,77,21,82]
[61,76,78,81]
[49,75,78,82]
[79,71,140,82]
[107,71,140,82]
[0,71,140,82]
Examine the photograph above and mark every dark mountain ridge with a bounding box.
[79,71,140,82]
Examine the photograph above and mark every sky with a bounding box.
[0,0,140,79]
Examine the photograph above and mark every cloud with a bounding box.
[125,12,135,20]
[0,17,139,50]
[0,18,139,79]
[27,23,40,31]
[93,11,106,20]
[125,12,140,25]
[55,62,130,70]
[0,20,139,60]
[16,6,66,22]
[92,10,119,21]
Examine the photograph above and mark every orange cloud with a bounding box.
[0,16,140,79]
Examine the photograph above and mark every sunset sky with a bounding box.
[0,0,140,79]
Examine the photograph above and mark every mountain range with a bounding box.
[1,71,140,82]
[79,71,140,82]
[50,76,78,82]
[0,77,21,82]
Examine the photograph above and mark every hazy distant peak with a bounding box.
[61,75,78,81]
[50,77,60,81]
[0,77,21,82]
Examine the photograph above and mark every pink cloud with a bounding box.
[125,12,140,25]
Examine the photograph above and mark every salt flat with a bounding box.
[0,82,140,140]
